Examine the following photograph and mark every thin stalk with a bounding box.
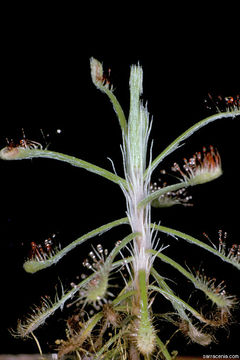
[151,267,189,321]
[145,110,240,178]
[90,57,128,136]
[138,181,189,209]
[31,332,43,357]
[24,217,129,273]
[78,311,103,342]
[149,285,209,324]
[16,255,135,338]
[150,251,237,310]
[102,86,128,136]
[57,312,104,358]
[152,223,240,270]
[94,332,122,358]
[0,147,127,189]
[149,249,196,281]
[112,290,136,307]
[155,335,172,360]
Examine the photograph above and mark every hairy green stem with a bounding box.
[138,269,149,322]
[136,269,156,356]
[128,64,144,171]
[7,57,240,357]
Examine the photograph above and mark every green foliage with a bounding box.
[2,58,239,359]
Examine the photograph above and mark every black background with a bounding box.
[0,11,239,357]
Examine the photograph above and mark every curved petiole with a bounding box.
[145,110,240,178]
[0,147,128,189]
[24,217,129,273]
[152,223,240,271]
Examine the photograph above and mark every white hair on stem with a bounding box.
[120,101,155,277]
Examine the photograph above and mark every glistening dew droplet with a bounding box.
[172,146,222,186]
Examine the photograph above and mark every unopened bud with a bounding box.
[90,57,104,88]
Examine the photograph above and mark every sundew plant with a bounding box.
[1,58,240,359]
